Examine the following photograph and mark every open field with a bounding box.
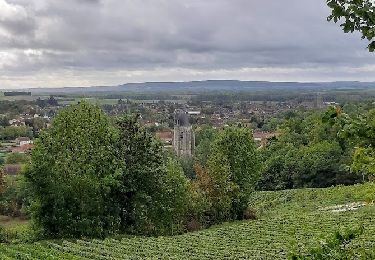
[0,95,48,102]
[59,98,188,106]
[1,183,374,259]
[58,98,120,106]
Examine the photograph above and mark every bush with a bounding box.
[209,127,260,220]
[243,208,257,220]
[114,116,194,236]
[150,158,191,235]
[25,106,197,238]
[0,225,6,243]
[5,153,30,164]
[25,102,122,239]
[191,127,260,226]
[0,174,28,218]
[289,225,365,259]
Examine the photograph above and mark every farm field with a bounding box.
[0,95,48,102]
[58,98,120,106]
[58,98,188,106]
[1,183,374,259]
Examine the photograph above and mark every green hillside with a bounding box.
[1,183,375,259]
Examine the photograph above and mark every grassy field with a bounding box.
[58,98,120,106]
[0,183,374,259]
[59,98,188,105]
[0,95,48,102]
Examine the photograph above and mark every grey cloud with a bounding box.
[0,0,374,87]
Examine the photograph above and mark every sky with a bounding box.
[0,0,374,89]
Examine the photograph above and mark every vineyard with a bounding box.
[1,183,375,259]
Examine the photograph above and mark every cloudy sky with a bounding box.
[0,0,374,89]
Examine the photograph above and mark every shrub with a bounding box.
[25,102,122,239]
[151,158,191,235]
[243,208,257,220]
[5,153,29,164]
[190,127,260,226]
[0,173,28,218]
[0,225,6,243]
[289,225,364,259]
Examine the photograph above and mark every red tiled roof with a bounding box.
[156,131,173,141]
[11,144,33,153]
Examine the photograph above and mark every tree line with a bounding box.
[1,101,375,240]
[18,101,260,239]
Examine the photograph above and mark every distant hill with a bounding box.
[7,80,375,95]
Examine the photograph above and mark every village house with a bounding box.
[253,131,280,147]
[156,131,173,146]
[15,137,33,146]
[11,143,33,153]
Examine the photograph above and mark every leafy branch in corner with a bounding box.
[327,0,375,51]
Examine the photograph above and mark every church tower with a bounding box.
[173,110,195,156]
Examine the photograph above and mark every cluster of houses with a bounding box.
[9,114,51,127]
[1,137,33,176]
[155,110,279,157]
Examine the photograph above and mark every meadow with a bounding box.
[1,183,374,259]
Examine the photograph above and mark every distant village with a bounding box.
[0,92,335,176]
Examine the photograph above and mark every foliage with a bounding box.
[189,164,213,228]
[5,153,30,165]
[0,168,5,195]
[327,0,375,52]
[152,158,191,235]
[289,226,366,259]
[325,106,375,180]
[25,118,48,138]
[194,126,218,166]
[178,155,196,179]
[293,141,345,188]
[24,102,122,239]
[0,116,10,127]
[2,183,375,259]
[0,126,32,141]
[113,115,188,236]
[207,127,260,220]
[0,175,28,217]
[258,109,358,191]
[257,142,298,190]
[0,100,34,115]
[36,96,59,108]
[0,218,34,244]
[20,102,198,239]
[202,152,234,223]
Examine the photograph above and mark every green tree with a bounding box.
[152,158,191,235]
[113,115,165,234]
[293,141,345,188]
[257,142,298,191]
[178,155,196,179]
[259,109,357,190]
[0,126,32,141]
[0,174,27,217]
[5,153,29,164]
[25,102,121,238]
[205,151,234,222]
[209,127,260,219]
[114,116,191,235]
[194,126,218,166]
[330,107,375,180]
[327,0,375,51]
